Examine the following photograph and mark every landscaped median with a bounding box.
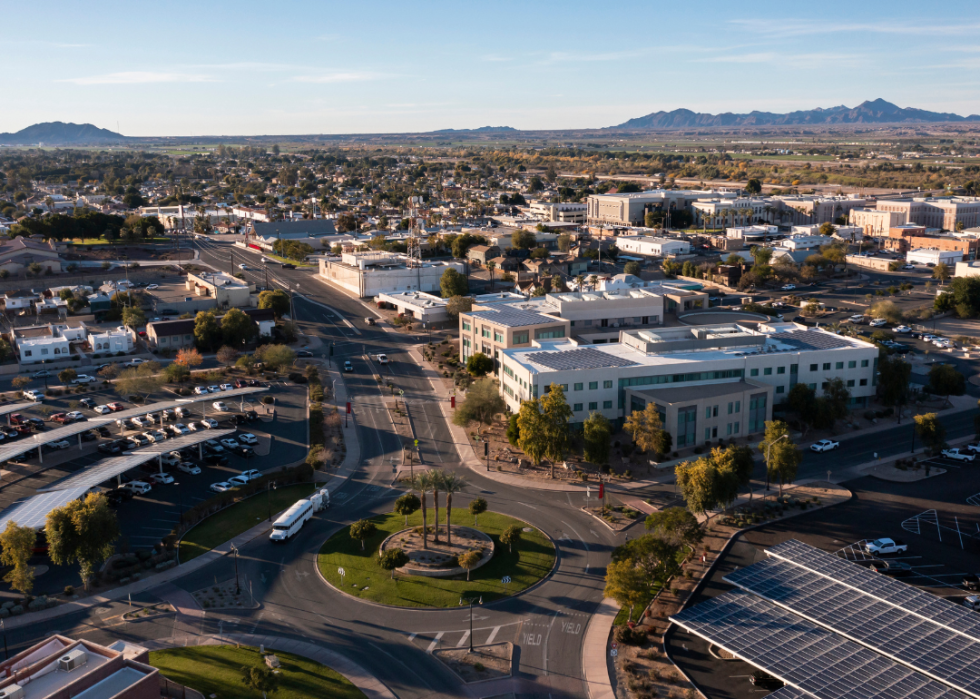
[317,511,555,608]
[150,645,366,699]
[178,480,317,562]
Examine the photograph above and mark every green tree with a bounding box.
[115,363,164,402]
[176,347,203,367]
[469,497,488,526]
[822,377,851,427]
[541,383,573,478]
[517,397,548,467]
[452,377,505,433]
[258,289,291,318]
[914,413,946,455]
[624,260,641,276]
[393,493,421,526]
[878,355,912,421]
[46,493,119,589]
[254,344,296,373]
[870,300,903,324]
[412,472,433,550]
[221,307,257,347]
[758,420,802,496]
[506,413,520,447]
[441,472,465,545]
[121,306,146,330]
[501,524,523,554]
[583,412,611,464]
[164,362,190,383]
[624,403,672,458]
[712,444,755,500]
[928,363,965,406]
[676,457,722,521]
[933,262,951,286]
[612,535,681,584]
[744,178,762,195]
[466,352,494,377]
[604,559,648,623]
[512,230,537,250]
[193,310,222,351]
[645,507,703,548]
[557,233,572,252]
[458,550,481,581]
[819,221,836,236]
[58,368,77,384]
[240,665,280,694]
[349,519,377,551]
[446,295,473,319]
[440,268,469,298]
[0,521,36,597]
[379,548,410,579]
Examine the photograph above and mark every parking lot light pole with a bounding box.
[267,481,277,521]
[764,433,789,495]
[230,543,240,594]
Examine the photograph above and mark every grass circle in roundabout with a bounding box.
[317,510,555,608]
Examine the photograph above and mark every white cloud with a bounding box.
[541,48,652,64]
[289,71,387,83]
[60,71,215,85]
[729,18,980,37]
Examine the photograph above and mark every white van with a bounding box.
[269,499,314,542]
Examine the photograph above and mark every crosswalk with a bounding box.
[406,623,512,653]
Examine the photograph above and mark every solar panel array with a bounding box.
[769,686,815,699]
[776,331,854,351]
[671,590,970,699]
[467,308,560,328]
[0,486,92,530]
[0,402,39,417]
[524,347,638,371]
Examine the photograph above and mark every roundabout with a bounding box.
[317,510,556,608]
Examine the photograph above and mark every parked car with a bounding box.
[46,440,71,450]
[170,423,189,435]
[98,441,123,455]
[239,469,261,481]
[105,488,135,506]
[227,475,249,487]
[175,407,189,418]
[810,439,840,453]
[79,398,95,408]
[963,573,980,591]
[377,354,389,365]
[281,262,296,269]
[177,462,202,475]
[124,358,147,368]
[231,445,254,458]
[94,405,112,414]
[965,595,980,612]
[238,433,258,445]
[210,481,234,493]
[50,413,71,424]
[204,440,225,454]
[80,430,98,442]
[848,315,866,323]
[895,325,911,333]
[186,422,201,432]
[942,448,975,462]
[203,454,229,467]
[243,410,258,421]
[869,318,887,327]
[219,384,233,391]
[344,360,353,372]
[296,350,313,358]
[32,370,52,379]
[219,437,239,449]
[122,481,152,495]
[65,411,86,421]
[22,390,42,401]
[212,401,229,412]
[201,418,219,429]
[238,263,250,270]
[902,264,916,270]
[365,317,376,325]
[71,374,96,385]
[107,402,125,412]
[781,284,796,291]
[208,386,221,393]
[150,472,175,485]
[864,538,908,555]
[194,386,210,395]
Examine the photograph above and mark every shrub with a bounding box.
[262,396,274,404]
[614,625,646,646]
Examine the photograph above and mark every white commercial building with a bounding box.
[185,271,253,309]
[587,189,725,226]
[726,225,779,242]
[88,328,134,354]
[498,323,878,447]
[906,248,963,266]
[775,235,831,251]
[318,251,466,297]
[529,202,587,224]
[377,291,450,324]
[614,236,691,257]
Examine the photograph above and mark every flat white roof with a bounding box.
[0,402,39,417]
[0,487,92,530]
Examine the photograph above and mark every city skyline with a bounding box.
[4,0,980,136]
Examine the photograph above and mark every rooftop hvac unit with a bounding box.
[59,648,87,672]
[0,685,25,699]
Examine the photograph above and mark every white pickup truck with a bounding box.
[942,448,976,462]
[865,538,908,555]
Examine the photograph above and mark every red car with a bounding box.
[107,402,125,412]
[9,414,24,425]
[13,425,32,435]
[50,413,73,424]
[234,379,246,389]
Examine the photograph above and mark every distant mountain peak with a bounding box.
[431,125,516,133]
[612,100,978,129]
[0,122,127,145]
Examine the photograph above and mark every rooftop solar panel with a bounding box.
[524,347,638,371]
[467,308,560,328]
[0,402,39,417]
[775,331,854,351]
[0,487,92,530]
[671,590,970,699]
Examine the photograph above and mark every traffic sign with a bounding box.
[502,576,511,584]
[338,567,345,577]
[414,439,418,446]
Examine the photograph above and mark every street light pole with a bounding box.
[230,543,240,594]
[764,433,790,496]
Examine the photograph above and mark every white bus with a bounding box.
[269,499,314,542]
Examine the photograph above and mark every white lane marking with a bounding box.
[407,632,417,642]
[343,319,361,335]
[456,631,470,647]
[485,626,500,645]
[426,631,445,652]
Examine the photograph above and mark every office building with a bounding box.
[851,207,905,236]
[614,236,691,257]
[318,251,465,297]
[498,323,878,446]
[529,201,587,224]
[586,190,723,226]
[377,290,450,324]
[875,197,980,231]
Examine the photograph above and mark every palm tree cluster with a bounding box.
[410,471,466,550]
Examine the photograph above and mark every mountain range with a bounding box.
[613,99,980,129]
[0,121,127,145]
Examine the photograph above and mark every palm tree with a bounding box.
[440,473,466,545]
[412,473,433,550]
[430,471,444,544]
[589,274,598,290]
[575,274,584,290]
[486,260,496,290]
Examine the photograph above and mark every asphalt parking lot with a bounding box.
[667,464,980,699]
[0,381,308,598]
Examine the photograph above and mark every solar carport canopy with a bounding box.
[0,486,92,531]
[39,428,235,492]
[0,402,40,417]
[671,539,980,699]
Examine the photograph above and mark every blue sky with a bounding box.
[5,0,980,136]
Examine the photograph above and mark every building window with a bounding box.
[536,328,565,340]
[677,406,697,447]
[589,402,597,410]
[462,322,471,331]
[727,423,732,435]
[848,360,856,369]
[776,386,785,394]
[494,332,503,343]
[750,368,759,377]
[503,365,514,378]
[808,383,816,390]
[705,407,711,419]
[861,359,869,367]
[561,384,568,391]
[823,363,831,370]
[574,403,583,411]
[860,378,868,386]
[748,393,767,433]
[835,362,844,370]
[790,364,798,375]
[574,383,583,391]
[481,328,491,338]
[24,350,31,357]
[514,332,529,344]
[728,402,733,414]
[734,422,740,433]
[41,349,48,355]
[604,380,613,389]
[589,381,598,390]
[764,368,772,376]
[603,400,612,409]
[847,379,855,387]
[705,427,711,441]
[777,366,786,375]
[809,363,818,371]
[735,401,740,413]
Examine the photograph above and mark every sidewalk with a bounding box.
[582,598,620,699]
[141,632,395,699]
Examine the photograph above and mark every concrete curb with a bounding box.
[143,632,396,699]
[582,598,620,699]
